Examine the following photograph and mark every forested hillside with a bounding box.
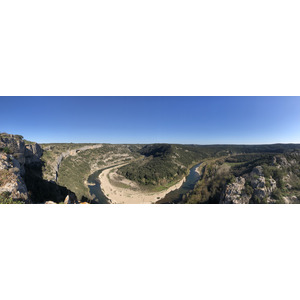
[117,143,300,189]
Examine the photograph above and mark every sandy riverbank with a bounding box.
[195,162,205,176]
[99,165,186,204]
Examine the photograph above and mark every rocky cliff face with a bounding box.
[0,133,43,171]
[45,144,103,182]
[0,133,44,203]
[0,133,82,204]
[0,153,29,202]
[25,143,43,165]
[0,134,26,175]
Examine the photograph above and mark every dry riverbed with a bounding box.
[99,165,186,204]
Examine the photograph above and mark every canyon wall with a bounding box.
[0,133,43,203]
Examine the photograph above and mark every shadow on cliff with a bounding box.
[24,162,89,204]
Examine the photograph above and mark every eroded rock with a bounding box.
[25,143,43,165]
[220,177,252,204]
[0,153,29,202]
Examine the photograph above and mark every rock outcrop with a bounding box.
[282,196,299,204]
[0,153,29,202]
[0,133,43,171]
[220,177,251,204]
[0,133,44,203]
[25,143,43,165]
[250,166,272,202]
[0,134,26,175]
[221,166,278,204]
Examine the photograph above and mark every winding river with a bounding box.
[88,163,202,204]
[88,166,114,204]
[157,163,202,204]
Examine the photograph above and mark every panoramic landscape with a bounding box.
[1,97,300,204]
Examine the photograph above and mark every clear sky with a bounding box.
[1,97,300,144]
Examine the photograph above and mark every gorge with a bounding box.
[1,132,300,204]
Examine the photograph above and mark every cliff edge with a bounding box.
[0,133,43,203]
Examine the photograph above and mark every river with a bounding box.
[88,163,202,204]
[157,163,202,204]
[88,166,113,204]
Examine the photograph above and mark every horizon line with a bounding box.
[37,141,300,146]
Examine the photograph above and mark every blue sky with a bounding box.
[0,97,299,144]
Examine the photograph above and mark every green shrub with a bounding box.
[243,184,253,196]
[252,195,268,204]
[3,147,11,154]
[0,192,25,204]
[272,189,283,201]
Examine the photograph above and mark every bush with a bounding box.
[243,184,253,196]
[228,175,236,184]
[272,189,283,201]
[3,147,11,154]
[252,195,268,204]
[0,192,25,204]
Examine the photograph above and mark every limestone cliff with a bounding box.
[0,133,80,204]
[0,133,43,203]
[25,143,43,165]
[0,134,26,175]
[46,144,103,182]
[0,153,28,203]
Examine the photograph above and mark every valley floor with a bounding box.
[99,164,186,204]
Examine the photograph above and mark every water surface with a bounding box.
[157,163,202,204]
[88,167,113,204]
